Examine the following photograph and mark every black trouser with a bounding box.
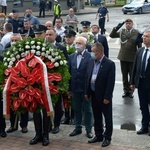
[98,17,106,35]
[120,61,133,94]
[33,108,50,137]
[9,109,28,129]
[39,8,45,17]
[0,100,6,131]
[53,96,63,127]
[1,6,7,15]
[91,93,113,141]
[138,78,150,129]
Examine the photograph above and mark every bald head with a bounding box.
[45,21,53,30]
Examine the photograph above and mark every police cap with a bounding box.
[12,9,19,13]
[18,28,28,36]
[100,1,104,4]
[33,25,47,34]
[64,29,76,37]
[80,21,91,28]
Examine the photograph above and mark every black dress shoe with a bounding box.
[128,93,134,98]
[137,128,148,134]
[102,139,110,147]
[42,136,49,146]
[51,126,59,134]
[0,130,7,138]
[88,136,103,143]
[122,93,129,98]
[86,131,93,138]
[29,135,42,145]
[69,129,82,136]
[6,127,18,133]
[61,118,70,125]
[21,127,28,133]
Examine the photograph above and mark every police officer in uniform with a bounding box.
[80,21,91,33]
[95,1,109,35]
[30,25,50,146]
[61,28,76,124]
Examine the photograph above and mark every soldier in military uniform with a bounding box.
[95,1,109,35]
[30,25,50,146]
[110,18,142,98]
[61,28,76,124]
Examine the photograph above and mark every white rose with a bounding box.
[26,42,29,45]
[31,45,35,49]
[42,47,46,51]
[3,57,6,61]
[55,56,58,60]
[9,61,13,65]
[54,62,59,67]
[4,62,8,66]
[31,41,35,44]
[41,52,45,56]
[36,46,41,50]
[55,52,58,56]
[10,54,14,57]
[51,58,55,62]
[48,56,52,60]
[45,54,48,58]
[58,55,61,59]
[11,57,16,62]
[36,51,41,56]
[7,58,10,61]
[25,45,30,49]
[49,48,53,52]
[43,43,46,47]
[63,60,67,65]
[13,48,16,52]
[16,55,20,59]
[21,52,25,57]
[25,51,30,55]
[60,60,64,65]
[37,42,41,45]
[8,65,12,68]
[31,50,36,54]
[46,51,50,54]
[6,51,10,55]
[19,48,22,51]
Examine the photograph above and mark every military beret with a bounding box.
[33,25,47,34]
[12,9,19,13]
[80,21,91,28]
[64,29,76,37]
[18,28,28,36]
[125,18,133,23]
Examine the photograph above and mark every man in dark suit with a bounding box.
[69,36,93,139]
[91,24,109,57]
[85,42,115,147]
[110,18,141,98]
[45,28,68,134]
[130,30,150,135]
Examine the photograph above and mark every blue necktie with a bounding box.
[141,49,149,77]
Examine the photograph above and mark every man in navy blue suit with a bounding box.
[130,30,150,135]
[68,36,93,139]
[85,42,115,147]
[91,24,109,58]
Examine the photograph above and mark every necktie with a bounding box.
[141,49,149,77]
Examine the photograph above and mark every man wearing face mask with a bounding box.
[68,36,93,139]
[85,42,115,147]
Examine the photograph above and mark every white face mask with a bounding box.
[75,44,84,53]
[11,42,16,46]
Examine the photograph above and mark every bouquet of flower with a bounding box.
[1,37,70,116]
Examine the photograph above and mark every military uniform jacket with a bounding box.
[110,28,141,62]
